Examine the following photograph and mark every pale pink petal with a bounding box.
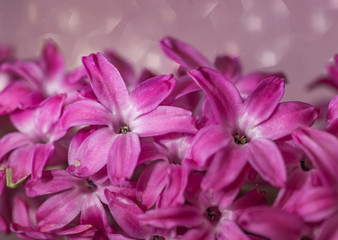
[239,77,284,131]
[130,74,176,118]
[80,194,112,234]
[10,108,38,137]
[251,102,318,140]
[82,53,130,114]
[292,127,338,186]
[40,40,64,80]
[317,214,338,240]
[37,189,82,232]
[160,37,211,69]
[0,132,31,160]
[131,106,197,137]
[67,128,116,177]
[188,125,231,168]
[294,188,338,222]
[107,132,140,183]
[61,99,114,130]
[188,67,242,127]
[7,145,35,185]
[136,161,169,209]
[246,138,286,188]
[31,143,55,180]
[202,146,248,191]
[238,206,306,240]
[25,169,82,197]
[139,205,203,229]
[105,189,149,239]
[214,55,242,80]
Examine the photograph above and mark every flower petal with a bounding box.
[37,189,82,232]
[188,67,242,127]
[292,127,338,186]
[61,99,114,130]
[67,128,116,178]
[40,40,64,80]
[217,220,251,240]
[31,143,55,181]
[246,138,286,188]
[214,55,241,80]
[0,132,31,160]
[160,37,211,69]
[82,53,130,114]
[239,77,284,131]
[131,106,197,137]
[251,102,318,140]
[138,141,168,166]
[129,74,176,118]
[327,95,338,122]
[317,214,338,240]
[107,132,140,183]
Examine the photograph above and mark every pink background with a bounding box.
[1,0,338,237]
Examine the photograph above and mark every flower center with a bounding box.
[119,124,130,134]
[86,179,97,189]
[300,160,311,171]
[152,235,165,240]
[234,132,247,145]
[204,207,221,225]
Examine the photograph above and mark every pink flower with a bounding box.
[188,67,318,189]
[62,53,197,183]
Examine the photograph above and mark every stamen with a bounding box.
[86,179,97,189]
[300,160,310,171]
[119,124,130,134]
[204,207,221,225]
[152,235,165,240]
[234,132,247,145]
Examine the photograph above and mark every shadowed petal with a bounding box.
[327,95,338,122]
[214,55,241,80]
[160,37,211,69]
[131,106,197,137]
[251,102,318,140]
[130,74,175,118]
[61,99,113,130]
[292,127,338,186]
[239,77,284,131]
[12,198,32,228]
[37,189,82,232]
[188,67,242,127]
[82,53,130,114]
[107,132,140,183]
[317,214,338,240]
[137,141,168,166]
[67,128,116,178]
[246,138,286,188]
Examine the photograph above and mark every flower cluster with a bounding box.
[0,37,337,240]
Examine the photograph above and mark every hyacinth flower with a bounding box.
[61,53,197,184]
[326,95,338,135]
[187,67,318,189]
[24,169,121,238]
[160,36,285,99]
[0,40,87,114]
[136,133,194,209]
[0,94,66,187]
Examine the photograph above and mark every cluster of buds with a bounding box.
[0,37,337,240]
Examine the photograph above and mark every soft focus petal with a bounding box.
[188,67,242,127]
[0,132,31,160]
[61,99,114,130]
[239,77,284,131]
[82,53,130,114]
[246,138,286,188]
[292,127,338,186]
[238,206,306,240]
[160,37,211,69]
[214,55,241,80]
[40,40,64,80]
[67,128,116,177]
[107,132,140,183]
[130,74,175,118]
[179,227,214,240]
[251,102,318,140]
[317,214,338,240]
[217,220,251,240]
[327,95,338,122]
[105,189,149,239]
[31,143,55,180]
[131,106,197,137]
[12,198,32,228]
[37,189,82,232]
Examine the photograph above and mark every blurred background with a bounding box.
[1,0,338,104]
[1,0,338,239]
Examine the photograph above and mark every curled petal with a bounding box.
[188,67,242,127]
[246,138,286,188]
[107,132,140,183]
[131,106,197,137]
[82,53,130,114]
[160,37,211,69]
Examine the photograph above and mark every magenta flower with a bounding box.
[188,67,318,189]
[0,94,66,186]
[61,53,197,183]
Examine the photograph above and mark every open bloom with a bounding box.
[62,53,197,183]
[188,67,318,189]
